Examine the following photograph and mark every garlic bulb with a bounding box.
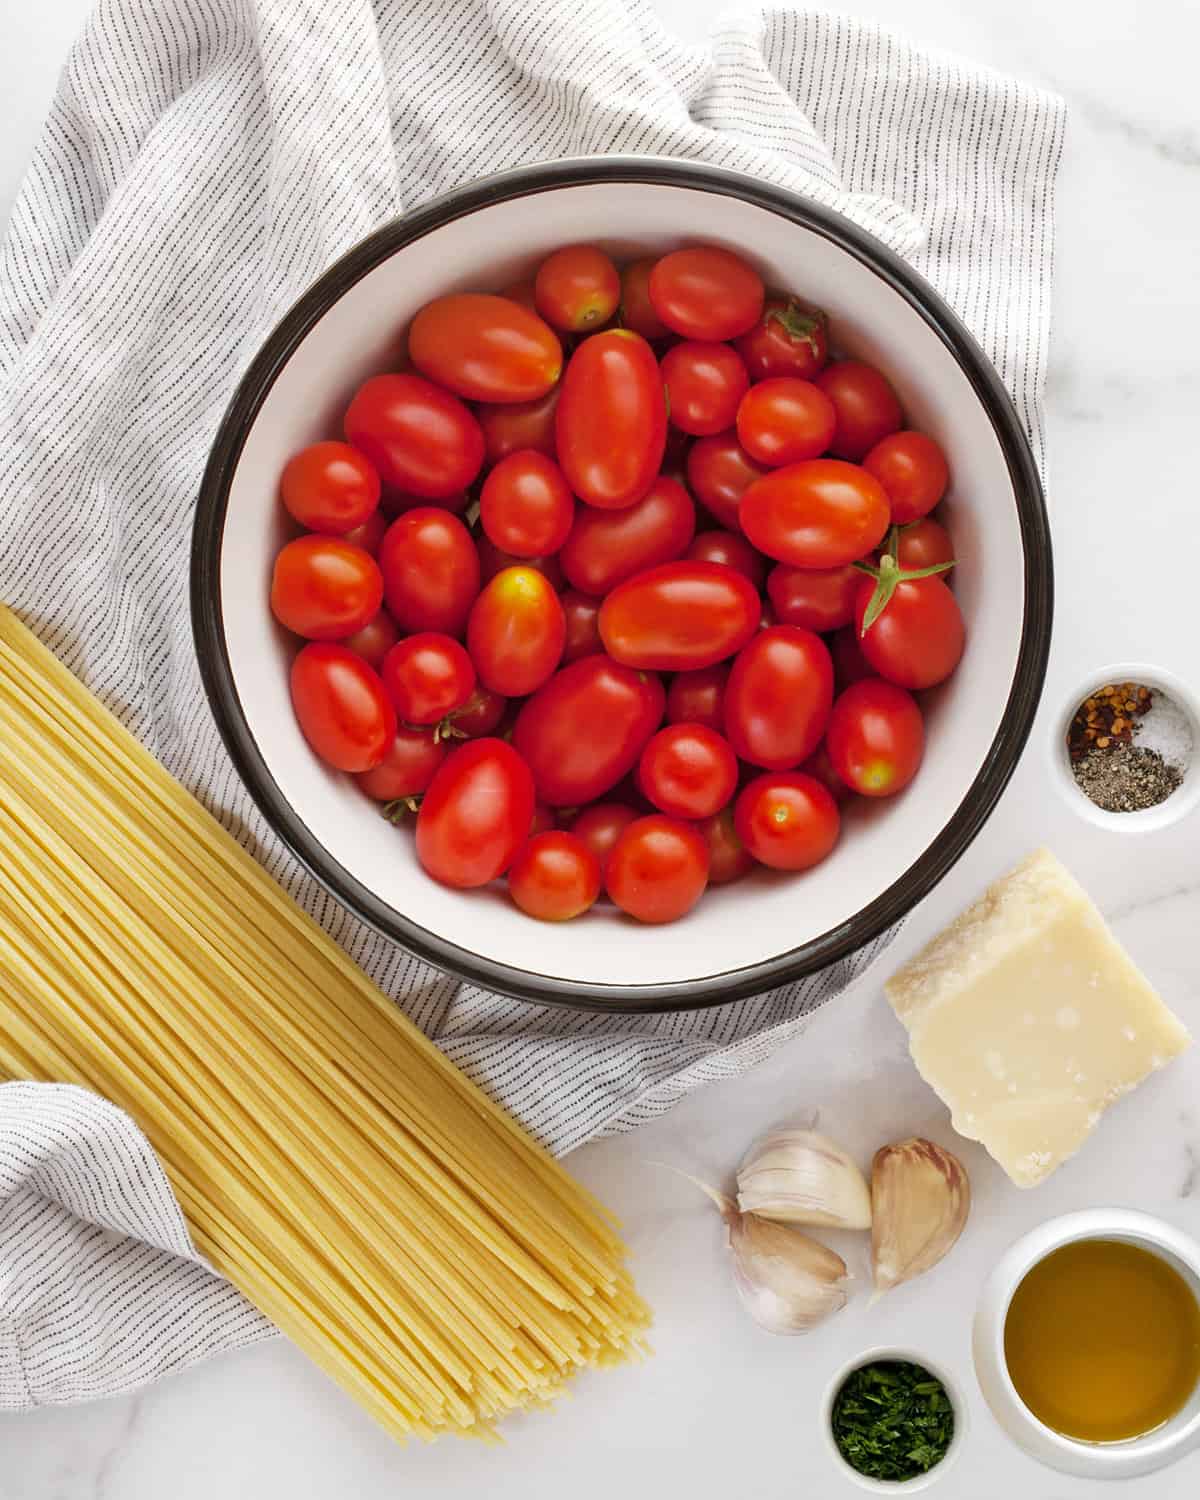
[736,1128,872,1229]
[870,1138,970,1298]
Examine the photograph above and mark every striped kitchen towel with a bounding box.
[0,0,1064,1406]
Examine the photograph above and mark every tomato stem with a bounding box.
[858,550,955,635]
[381,796,423,822]
[765,299,826,358]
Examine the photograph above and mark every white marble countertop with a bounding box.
[2,1,1200,1496]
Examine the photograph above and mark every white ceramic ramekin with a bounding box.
[973,1210,1200,1480]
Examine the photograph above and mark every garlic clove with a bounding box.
[870,1137,970,1298]
[736,1128,872,1230]
[728,1210,849,1334]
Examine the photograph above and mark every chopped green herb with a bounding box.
[831,1359,954,1482]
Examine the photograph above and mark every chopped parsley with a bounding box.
[831,1360,954,1482]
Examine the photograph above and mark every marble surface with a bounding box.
[3,0,1200,1495]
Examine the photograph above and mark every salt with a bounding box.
[1135,689,1194,772]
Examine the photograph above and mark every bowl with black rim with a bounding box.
[191,156,1052,1012]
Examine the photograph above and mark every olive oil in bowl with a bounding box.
[1004,1239,1200,1443]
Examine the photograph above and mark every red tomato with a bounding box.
[734,296,829,381]
[800,740,852,804]
[559,475,695,596]
[853,568,965,690]
[666,663,728,732]
[480,450,574,558]
[356,726,447,801]
[444,684,507,739]
[648,248,764,341]
[280,441,380,534]
[379,509,480,636]
[740,458,890,568]
[467,566,565,697]
[892,517,955,572]
[606,815,710,923]
[685,430,768,531]
[342,608,400,667]
[475,534,565,592]
[736,378,837,466]
[724,625,834,770]
[863,431,949,523]
[270,536,383,640]
[507,831,601,920]
[599,561,760,672]
[499,279,539,314]
[697,805,755,885]
[569,802,639,879]
[827,678,924,796]
[381,633,475,725]
[734,772,840,871]
[476,386,559,464]
[513,657,665,806]
[829,624,874,690]
[661,341,750,436]
[415,738,535,888]
[557,330,667,509]
[816,361,903,461]
[620,258,670,340]
[766,562,859,632]
[534,245,621,333]
[407,293,562,403]
[343,509,388,555]
[344,374,484,498]
[561,590,604,664]
[685,529,765,589]
[638,724,738,819]
[290,643,396,772]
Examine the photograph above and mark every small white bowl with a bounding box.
[821,1345,969,1492]
[973,1210,1200,1480]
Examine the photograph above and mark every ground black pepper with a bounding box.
[1071,742,1182,813]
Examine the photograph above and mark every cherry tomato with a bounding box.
[480,450,574,558]
[270,536,383,640]
[734,296,829,381]
[638,724,738,820]
[685,430,768,531]
[863,430,949,523]
[827,678,924,796]
[507,830,601,921]
[499,279,539,314]
[666,663,728,732]
[740,458,890,568]
[697,805,755,885]
[342,608,400,667]
[407,293,562,403]
[356,726,446,801]
[561,590,604,664]
[557,330,667,509]
[381,633,475,725]
[344,374,484,498]
[829,624,874,689]
[475,534,565,592]
[529,803,556,836]
[280,441,380,534]
[606,815,709,923]
[513,657,665,806]
[534,245,621,333]
[379,509,480,636]
[686,529,765,589]
[343,509,388,555]
[648,248,764,341]
[734,772,840,870]
[415,738,535,888]
[476,386,559,464]
[800,740,851,804]
[569,802,639,880]
[816,361,903,461]
[766,562,859,632]
[853,570,965,690]
[892,517,955,572]
[661,341,750,436]
[559,475,695,596]
[620,258,670,340]
[467,566,566,697]
[724,625,834,770]
[290,643,396,772]
[443,684,507,739]
[599,561,760,671]
[735,378,836,466]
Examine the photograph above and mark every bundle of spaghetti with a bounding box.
[0,607,649,1441]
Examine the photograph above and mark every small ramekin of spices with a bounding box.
[822,1347,967,1491]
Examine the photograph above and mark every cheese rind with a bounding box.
[886,849,1190,1188]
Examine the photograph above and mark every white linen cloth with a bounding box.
[0,0,1064,1408]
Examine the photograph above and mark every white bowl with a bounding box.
[191,157,1051,1010]
[973,1210,1200,1480]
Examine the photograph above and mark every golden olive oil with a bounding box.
[1004,1239,1200,1443]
